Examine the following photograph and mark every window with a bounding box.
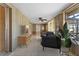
[67,13,79,41]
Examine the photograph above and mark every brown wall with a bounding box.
[32,24,36,35]
[0,5,5,51]
[55,13,63,31]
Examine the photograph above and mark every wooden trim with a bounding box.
[9,8,12,52]
[63,3,76,12]
[63,3,79,13]
[0,3,10,8]
[0,5,5,51]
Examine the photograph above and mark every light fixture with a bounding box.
[38,17,47,22]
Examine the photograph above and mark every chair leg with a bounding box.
[43,47,44,51]
[58,48,62,55]
[59,48,61,54]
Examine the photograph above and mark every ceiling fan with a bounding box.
[38,17,47,22]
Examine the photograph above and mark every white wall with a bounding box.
[6,4,32,51]
[36,24,41,38]
[12,8,21,51]
[48,18,55,32]
[36,24,41,33]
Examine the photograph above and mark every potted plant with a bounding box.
[62,22,72,55]
[63,22,71,48]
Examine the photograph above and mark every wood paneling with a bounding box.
[70,43,79,56]
[64,4,79,14]
[32,24,36,35]
[55,13,63,32]
[0,5,5,51]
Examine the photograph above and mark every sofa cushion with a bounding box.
[46,32,54,36]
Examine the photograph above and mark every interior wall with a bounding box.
[40,24,48,32]
[0,5,5,51]
[12,8,21,51]
[6,4,32,51]
[16,8,33,35]
[55,13,63,31]
[48,18,55,32]
[36,24,41,33]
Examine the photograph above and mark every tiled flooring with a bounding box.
[0,35,73,56]
[10,35,60,56]
[0,52,11,56]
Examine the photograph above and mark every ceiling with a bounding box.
[12,3,71,24]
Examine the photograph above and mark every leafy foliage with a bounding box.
[63,22,71,48]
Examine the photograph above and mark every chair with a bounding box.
[41,32,61,54]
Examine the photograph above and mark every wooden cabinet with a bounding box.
[18,36,27,46]
[17,35,31,46]
[70,43,79,56]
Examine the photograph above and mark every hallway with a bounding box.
[10,36,59,56]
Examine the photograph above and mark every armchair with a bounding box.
[41,32,61,53]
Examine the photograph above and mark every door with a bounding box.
[0,4,12,52]
[0,5,5,51]
[5,7,12,52]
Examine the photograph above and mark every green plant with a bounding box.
[63,22,71,48]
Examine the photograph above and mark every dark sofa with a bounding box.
[41,32,61,52]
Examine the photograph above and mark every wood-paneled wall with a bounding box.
[55,13,63,32]
[0,5,5,51]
